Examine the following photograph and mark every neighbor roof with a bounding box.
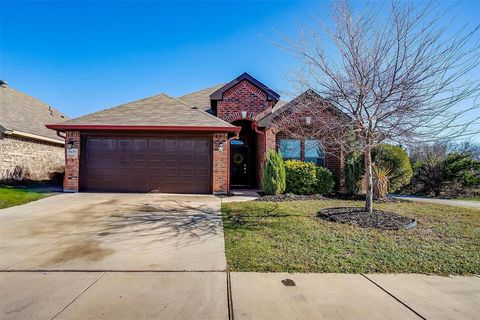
[48,93,238,132]
[0,84,69,143]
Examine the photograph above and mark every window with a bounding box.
[304,139,325,166]
[279,139,301,160]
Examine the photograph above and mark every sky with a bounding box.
[1,0,479,135]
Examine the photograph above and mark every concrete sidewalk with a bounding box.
[392,195,480,209]
[230,273,480,320]
[1,272,478,319]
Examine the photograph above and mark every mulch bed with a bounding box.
[256,194,327,202]
[317,207,416,230]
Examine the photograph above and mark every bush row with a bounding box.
[262,151,334,195]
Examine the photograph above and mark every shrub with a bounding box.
[409,152,480,197]
[262,150,286,195]
[372,144,413,192]
[443,153,480,188]
[345,151,364,195]
[411,157,444,196]
[285,160,334,195]
[373,165,391,199]
[315,166,335,195]
[285,160,317,194]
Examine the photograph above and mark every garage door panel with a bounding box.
[81,136,212,193]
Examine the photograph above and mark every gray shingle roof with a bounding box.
[177,84,225,112]
[51,93,235,129]
[0,85,69,142]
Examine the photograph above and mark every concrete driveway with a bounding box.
[0,193,228,320]
[0,193,226,271]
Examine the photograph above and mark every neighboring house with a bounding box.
[47,73,344,194]
[0,81,69,182]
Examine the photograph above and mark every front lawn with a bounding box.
[0,186,47,209]
[222,199,480,275]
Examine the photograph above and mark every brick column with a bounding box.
[64,131,81,192]
[212,133,228,193]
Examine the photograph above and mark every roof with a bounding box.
[177,83,225,112]
[48,93,238,132]
[0,84,69,143]
[210,72,280,101]
[258,89,348,127]
[272,99,287,112]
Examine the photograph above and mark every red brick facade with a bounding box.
[217,80,275,121]
[64,131,81,192]
[59,74,345,194]
[212,133,229,193]
[216,80,279,188]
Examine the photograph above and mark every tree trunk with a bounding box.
[364,145,373,213]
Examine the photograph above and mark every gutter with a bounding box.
[1,126,64,145]
[46,124,241,134]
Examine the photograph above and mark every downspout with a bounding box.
[252,122,267,190]
[56,131,66,140]
[226,131,240,193]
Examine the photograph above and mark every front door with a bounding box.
[230,139,251,187]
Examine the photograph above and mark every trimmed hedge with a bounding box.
[285,160,334,195]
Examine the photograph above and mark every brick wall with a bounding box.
[63,131,81,192]
[217,80,275,121]
[212,133,229,193]
[0,133,64,181]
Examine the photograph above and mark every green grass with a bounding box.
[222,199,480,275]
[0,186,47,209]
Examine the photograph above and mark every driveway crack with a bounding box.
[49,272,105,320]
[361,274,427,320]
[2,238,62,270]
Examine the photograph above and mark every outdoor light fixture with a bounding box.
[305,116,312,125]
[218,141,224,152]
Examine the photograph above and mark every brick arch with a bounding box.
[223,111,257,123]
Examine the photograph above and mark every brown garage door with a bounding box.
[80,135,212,193]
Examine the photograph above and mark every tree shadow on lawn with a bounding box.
[223,203,304,230]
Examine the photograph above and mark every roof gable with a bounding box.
[210,72,280,102]
[258,89,349,127]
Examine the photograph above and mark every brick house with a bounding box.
[0,81,69,181]
[47,73,344,194]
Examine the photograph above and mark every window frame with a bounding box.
[278,139,301,160]
[304,139,325,167]
[277,138,326,167]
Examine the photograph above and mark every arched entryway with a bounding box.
[230,120,257,188]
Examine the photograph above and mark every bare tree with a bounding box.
[275,0,480,212]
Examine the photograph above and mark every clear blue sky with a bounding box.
[1,0,479,124]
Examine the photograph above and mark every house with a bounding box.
[0,81,69,182]
[47,73,344,194]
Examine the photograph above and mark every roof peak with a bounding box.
[210,72,280,102]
